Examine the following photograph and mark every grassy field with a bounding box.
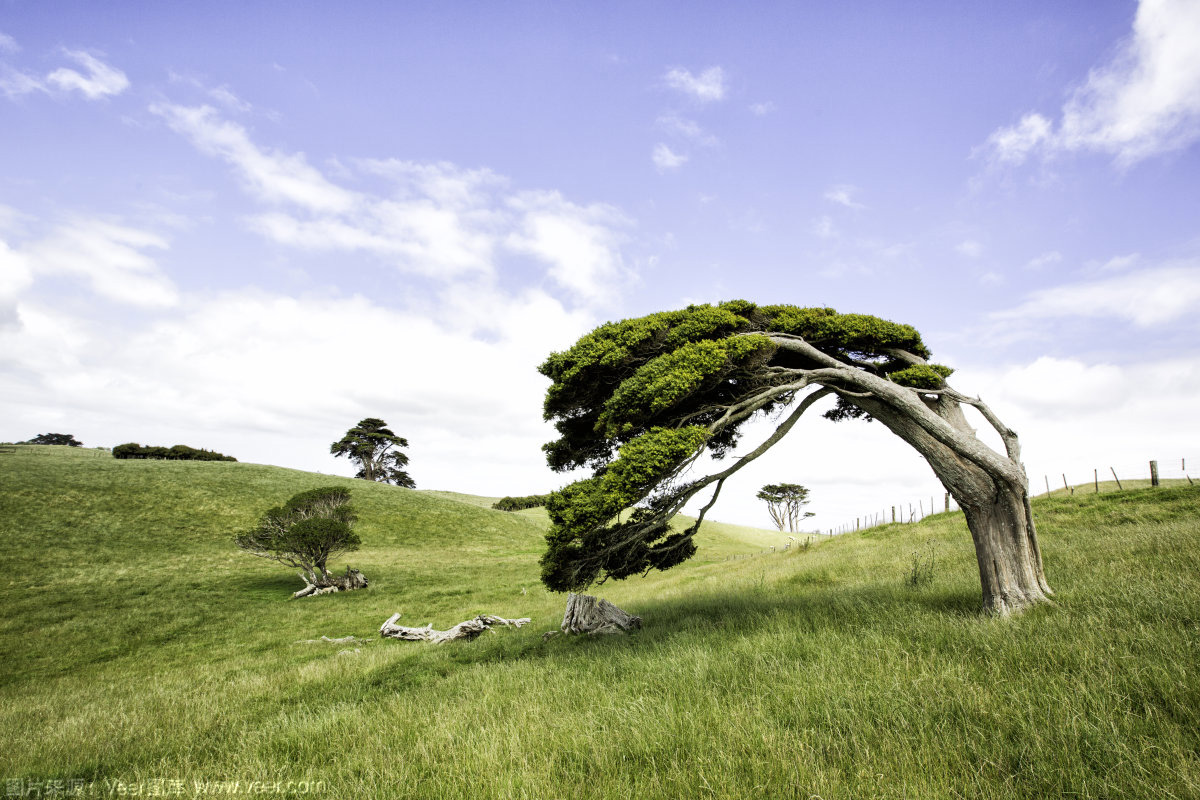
[1,445,1198,798]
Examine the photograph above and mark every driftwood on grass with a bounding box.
[544,593,642,640]
[292,567,368,599]
[379,612,531,644]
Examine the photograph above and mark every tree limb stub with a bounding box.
[292,567,368,599]
[379,612,531,644]
[554,593,642,637]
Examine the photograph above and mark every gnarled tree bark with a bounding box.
[292,567,368,599]
[548,593,642,638]
[379,612,531,643]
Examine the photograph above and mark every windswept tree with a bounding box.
[538,301,1051,616]
[757,483,814,532]
[24,433,82,447]
[234,487,367,597]
[330,418,415,488]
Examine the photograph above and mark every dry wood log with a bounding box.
[379,612,531,644]
[292,567,368,599]
[546,593,642,639]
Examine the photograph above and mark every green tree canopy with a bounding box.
[234,487,360,588]
[756,483,814,532]
[24,433,82,447]
[330,418,415,488]
[537,301,1051,615]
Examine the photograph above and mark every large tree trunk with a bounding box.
[852,392,1052,615]
[959,482,1051,615]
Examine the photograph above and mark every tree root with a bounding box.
[379,612,531,644]
[543,593,642,640]
[292,567,368,599]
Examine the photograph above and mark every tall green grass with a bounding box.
[1,445,1198,798]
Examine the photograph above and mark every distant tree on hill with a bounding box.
[536,301,1051,616]
[756,483,814,532]
[331,418,415,487]
[493,494,552,511]
[234,487,367,598]
[24,433,83,447]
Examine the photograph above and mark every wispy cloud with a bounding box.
[824,184,866,210]
[15,219,178,308]
[956,240,983,258]
[811,215,836,239]
[656,112,718,147]
[749,101,776,117]
[0,31,19,55]
[979,0,1200,166]
[1025,250,1063,270]
[663,65,727,102]
[152,104,358,214]
[46,50,129,99]
[155,104,632,302]
[992,262,1200,328]
[652,143,688,171]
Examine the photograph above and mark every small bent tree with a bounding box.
[756,483,814,532]
[331,418,415,488]
[538,302,1051,616]
[234,487,368,598]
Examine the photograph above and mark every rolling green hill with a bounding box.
[2,445,1198,798]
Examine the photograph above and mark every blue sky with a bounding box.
[2,1,1198,529]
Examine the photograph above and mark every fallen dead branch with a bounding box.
[379,612,531,644]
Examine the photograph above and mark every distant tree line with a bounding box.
[112,443,237,462]
[492,494,551,512]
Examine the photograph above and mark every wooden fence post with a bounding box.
[1150,460,1159,487]
[1094,468,1099,493]
[891,506,896,523]
[1045,475,1051,495]
[1110,467,1123,491]
[944,492,950,512]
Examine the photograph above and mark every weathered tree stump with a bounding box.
[292,567,368,599]
[379,612,531,644]
[546,593,642,639]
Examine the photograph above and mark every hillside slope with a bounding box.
[2,445,1199,799]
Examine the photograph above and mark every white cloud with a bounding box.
[663,66,727,102]
[656,112,718,146]
[0,65,44,98]
[1091,252,1140,273]
[0,31,19,55]
[749,101,776,116]
[980,0,1200,166]
[1025,250,1063,270]
[824,184,866,210]
[152,104,357,215]
[956,239,984,258]
[980,271,1004,286]
[155,105,632,299]
[17,219,178,308]
[652,143,688,171]
[0,239,33,327]
[0,289,595,496]
[46,50,129,99]
[506,191,631,302]
[992,262,1200,328]
[811,215,836,239]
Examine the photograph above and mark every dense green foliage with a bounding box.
[492,494,552,512]
[2,446,1198,798]
[234,487,359,582]
[331,417,415,487]
[22,433,83,447]
[112,442,237,461]
[538,301,957,592]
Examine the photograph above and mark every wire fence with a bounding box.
[822,456,1195,537]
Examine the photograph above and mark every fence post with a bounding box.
[1150,460,1159,487]
[944,492,950,512]
[891,506,896,523]
[1045,475,1051,496]
[1110,467,1123,491]
[1094,468,1099,493]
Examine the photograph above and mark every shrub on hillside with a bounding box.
[112,442,237,461]
[493,494,552,512]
